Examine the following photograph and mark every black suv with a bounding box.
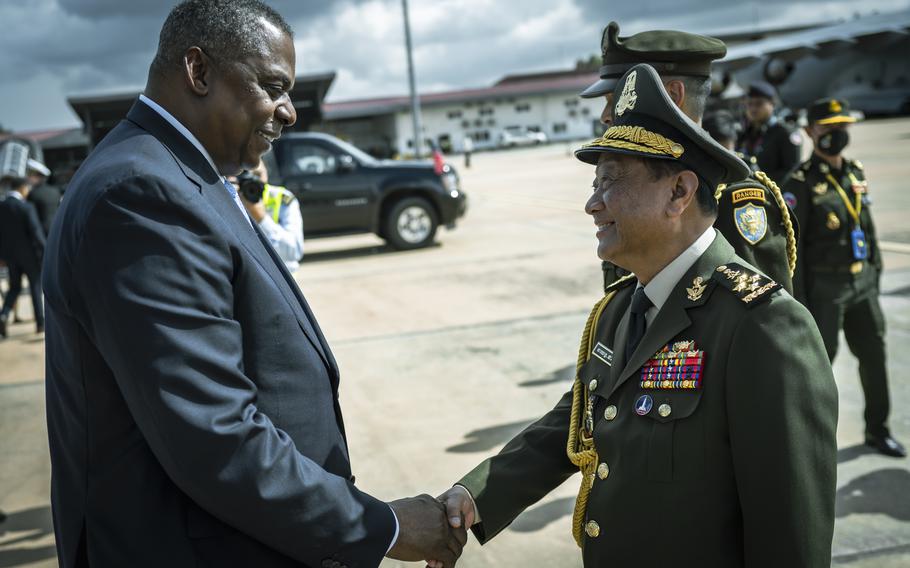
[263,133,467,249]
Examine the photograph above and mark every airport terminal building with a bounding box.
[1,68,604,183]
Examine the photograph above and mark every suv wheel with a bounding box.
[385,197,438,249]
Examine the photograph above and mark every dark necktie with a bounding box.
[626,286,653,362]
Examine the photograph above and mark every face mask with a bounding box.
[817,128,849,156]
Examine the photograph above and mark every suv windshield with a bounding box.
[329,137,378,165]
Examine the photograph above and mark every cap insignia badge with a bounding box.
[830,100,842,113]
[615,70,638,117]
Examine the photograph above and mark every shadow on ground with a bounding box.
[836,468,910,521]
[509,496,575,533]
[518,364,575,388]
[0,505,56,568]
[838,443,877,464]
[300,242,439,264]
[446,419,534,453]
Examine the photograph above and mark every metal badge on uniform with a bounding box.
[640,341,705,390]
[851,227,869,260]
[614,70,638,117]
[635,394,653,416]
[733,203,767,245]
[813,182,828,195]
[592,342,614,367]
[826,212,841,230]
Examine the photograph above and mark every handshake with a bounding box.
[386,486,478,568]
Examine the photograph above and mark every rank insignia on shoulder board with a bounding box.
[713,263,780,306]
[640,341,705,389]
[733,203,767,245]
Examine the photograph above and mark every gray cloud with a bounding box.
[0,0,907,131]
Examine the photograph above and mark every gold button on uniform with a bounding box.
[589,379,598,391]
[597,462,610,479]
[603,405,617,421]
[658,403,672,417]
[585,520,600,538]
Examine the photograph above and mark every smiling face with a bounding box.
[584,154,674,268]
[202,18,297,174]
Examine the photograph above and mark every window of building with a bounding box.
[479,107,495,116]
[580,107,591,116]
[515,103,531,112]
[564,99,579,107]
[447,110,463,119]
[486,118,496,126]
[471,131,491,142]
[527,125,541,132]
[474,119,484,127]
[553,123,567,134]
[568,110,578,118]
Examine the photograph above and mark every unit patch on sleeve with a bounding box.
[734,203,768,245]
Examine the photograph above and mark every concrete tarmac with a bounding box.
[1,117,909,567]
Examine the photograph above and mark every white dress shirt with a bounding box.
[638,226,717,325]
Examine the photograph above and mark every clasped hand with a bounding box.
[386,487,478,568]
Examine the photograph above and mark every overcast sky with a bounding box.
[0,0,907,132]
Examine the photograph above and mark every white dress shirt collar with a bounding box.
[638,226,716,322]
[139,94,220,177]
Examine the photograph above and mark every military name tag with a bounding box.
[639,341,705,389]
[851,227,869,260]
[592,342,613,366]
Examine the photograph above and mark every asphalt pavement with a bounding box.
[1,117,909,567]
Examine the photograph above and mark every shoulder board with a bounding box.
[605,273,636,293]
[281,191,296,205]
[850,159,864,171]
[711,263,781,308]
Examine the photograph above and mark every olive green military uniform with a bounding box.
[460,236,837,567]
[459,63,837,568]
[581,23,797,295]
[785,150,890,438]
[738,117,802,184]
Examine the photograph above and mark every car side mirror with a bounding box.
[338,154,356,172]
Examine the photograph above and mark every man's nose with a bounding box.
[277,97,297,128]
[585,192,602,215]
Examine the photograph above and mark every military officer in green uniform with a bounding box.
[576,22,798,296]
[784,98,905,457]
[737,81,803,184]
[435,64,837,568]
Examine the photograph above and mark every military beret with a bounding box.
[580,21,727,99]
[746,81,777,100]
[806,97,857,125]
[575,64,751,189]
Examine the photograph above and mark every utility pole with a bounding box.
[402,0,424,158]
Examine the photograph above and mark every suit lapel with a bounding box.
[607,233,735,399]
[125,100,338,379]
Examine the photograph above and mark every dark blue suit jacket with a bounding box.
[43,101,395,568]
[0,194,45,273]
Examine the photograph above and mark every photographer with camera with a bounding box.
[231,160,305,271]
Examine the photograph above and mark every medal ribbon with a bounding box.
[826,172,863,228]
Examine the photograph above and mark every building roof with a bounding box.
[324,71,600,120]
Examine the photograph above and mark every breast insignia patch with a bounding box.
[734,203,767,245]
[713,263,781,307]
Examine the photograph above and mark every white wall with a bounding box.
[387,90,605,157]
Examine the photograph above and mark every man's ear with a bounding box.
[183,46,211,96]
[663,79,686,111]
[666,170,700,218]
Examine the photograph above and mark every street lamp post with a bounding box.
[402,0,424,159]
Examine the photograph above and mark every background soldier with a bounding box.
[784,98,905,457]
[436,63,837,568]
[737,81,803,184]
[578,22,798,295]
